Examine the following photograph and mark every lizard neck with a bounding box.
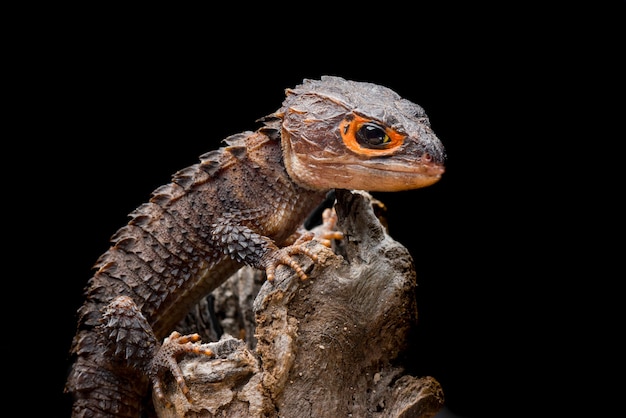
[244,132,330,244]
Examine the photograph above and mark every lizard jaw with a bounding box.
[284,155,445,192]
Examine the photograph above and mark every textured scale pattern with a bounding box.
[65,76,446,417]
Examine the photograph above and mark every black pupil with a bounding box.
[356,123,389,149]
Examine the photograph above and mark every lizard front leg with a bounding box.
[210,219,320,282]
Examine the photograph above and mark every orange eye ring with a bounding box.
[339,115,406,156]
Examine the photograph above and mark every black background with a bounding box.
[25,3,623,417]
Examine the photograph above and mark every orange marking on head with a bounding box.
[339,114,406,156]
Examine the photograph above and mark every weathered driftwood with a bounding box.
[155,190,444,418]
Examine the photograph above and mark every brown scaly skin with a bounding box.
[65,76,446,417]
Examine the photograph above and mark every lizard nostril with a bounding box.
[423,153,432,162]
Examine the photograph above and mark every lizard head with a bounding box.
[275,76,446,192]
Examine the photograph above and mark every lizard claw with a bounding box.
[149,331,215,406]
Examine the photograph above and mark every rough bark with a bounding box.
[155,189,444,418]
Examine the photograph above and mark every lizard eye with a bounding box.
[355,123,391,149]
[339,115,406,156]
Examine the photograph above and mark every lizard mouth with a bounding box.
[342,159,445,191]
[287,154,445,192]
[368,154,445,176]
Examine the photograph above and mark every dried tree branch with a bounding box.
[156,190,444,418]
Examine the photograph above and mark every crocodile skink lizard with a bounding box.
[65,76,446,417]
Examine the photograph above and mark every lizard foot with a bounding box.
[316,207,344,247]
[264,244,320,283]
[264,207,344,282]
[149,331,215,407]
[290,208,344,248]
